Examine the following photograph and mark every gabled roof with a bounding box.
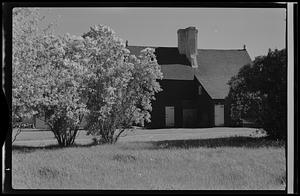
[155,47,191,65]
[127,46,190,65]
[161,64,194,80]
[127,46,252,99]
[195,49,252,99]
[127,46,194,80]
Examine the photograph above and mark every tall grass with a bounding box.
[12,137,286,190]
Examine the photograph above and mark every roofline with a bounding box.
[127,45,249,52]
[126,45,157,48]
[160,78,194,81]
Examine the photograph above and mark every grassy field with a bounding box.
[12,127,266,146]
[12,134,286,190]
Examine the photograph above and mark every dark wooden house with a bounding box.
[127,26,252,128]
[32,26,251,129]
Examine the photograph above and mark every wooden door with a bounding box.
[214,104,224,126]
[165,106,175,127]
[183,109,197,127]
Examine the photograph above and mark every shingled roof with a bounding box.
[195,49,252,99]
[127,46,252,99]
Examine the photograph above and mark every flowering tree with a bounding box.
[82,25,163,144]
[32,35,89,146]
[12,8,47,127]
[13,9,162,145]
[13,8,88,146]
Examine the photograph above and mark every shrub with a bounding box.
[227,49,287,139]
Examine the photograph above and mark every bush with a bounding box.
[227,48,287,139]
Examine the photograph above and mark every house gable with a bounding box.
[127,45,252,99]
[126,27,253,128]
[195,49,252,99]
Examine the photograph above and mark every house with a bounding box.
[32,26,251,129]
[127,26,252,128]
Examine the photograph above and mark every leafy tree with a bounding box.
[13,10,162,146]
[12,8,47,126]
[33,35,89,146]
[13,8,88,146]
[82,25,163,144]
[227,48,287,139]
[12,7,54,140]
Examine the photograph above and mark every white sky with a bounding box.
[39,7,286,60]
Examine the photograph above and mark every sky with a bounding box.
[39,7,286,60]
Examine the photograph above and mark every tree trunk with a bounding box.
[49,118,79,147]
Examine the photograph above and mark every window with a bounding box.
[198,85,202,95]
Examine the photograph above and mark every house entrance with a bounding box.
[182,109,197,127]
[214,104,224,126]
[165,106,175,127]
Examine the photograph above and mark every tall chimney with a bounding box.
[177,27,198,68]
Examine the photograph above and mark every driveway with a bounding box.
[12,127,266,147]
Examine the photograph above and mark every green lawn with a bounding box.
[12,136,286,190]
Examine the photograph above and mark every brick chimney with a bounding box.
[177,26,198,68]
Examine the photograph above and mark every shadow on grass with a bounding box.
[121,136,286,150]
[12,141,99,153]
[12,136,286,153]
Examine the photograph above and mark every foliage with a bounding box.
[12,8,47,125]
[33,34,89,146]
[13,9,162,146]
[81,25,163,144]
[12,8,52,145]
[12,8,88,146]
[227,48,287,139]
